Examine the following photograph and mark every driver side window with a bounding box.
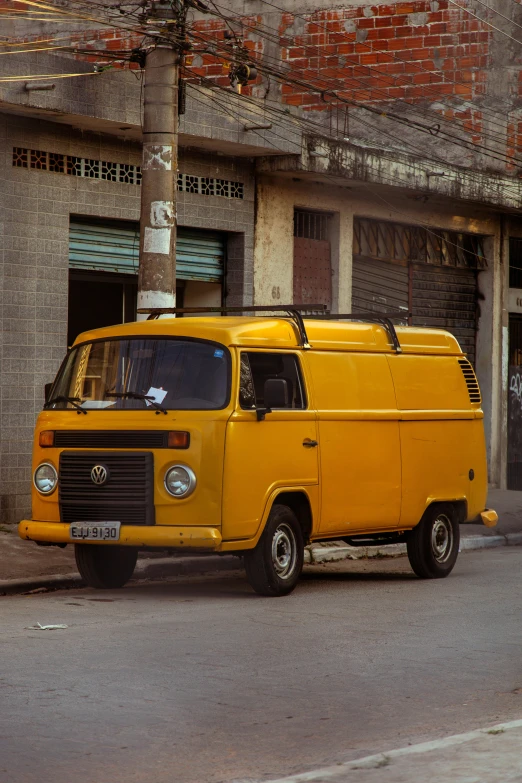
[239,352,306,409]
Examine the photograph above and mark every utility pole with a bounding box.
[137,0,181,318]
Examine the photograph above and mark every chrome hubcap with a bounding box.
[431,514,453,563]
[271,523,297,580]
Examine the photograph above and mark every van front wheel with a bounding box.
[244,504,304,597]
[75,544,138,589]
[407,504,460,579]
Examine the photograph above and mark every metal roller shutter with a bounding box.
[352,256,409,320]
[69,221,224,282]
[411,264,477,364]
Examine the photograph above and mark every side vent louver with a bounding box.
[458,358,481,404]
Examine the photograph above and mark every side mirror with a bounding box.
[256,378,288,421]
[44,382,53,403]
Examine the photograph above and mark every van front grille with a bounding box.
[54,430,168,449]
[458,358,481,404]
[59,451,154,526]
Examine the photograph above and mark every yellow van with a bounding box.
[19,309,497,596]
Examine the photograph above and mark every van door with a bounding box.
[222,351,319,542]
[306,351,401,534]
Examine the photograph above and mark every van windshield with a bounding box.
[48,338,230,411]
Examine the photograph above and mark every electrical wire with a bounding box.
[447,0,522,44]
[239,0,520,114]
[185,82,500,261]
[187,7,518,166]
[0,71,102,81]
[187,73,522,202]
[186,27,522,171]
[465,0,522,33]
[205,0,521,137]
[200,0,515,148]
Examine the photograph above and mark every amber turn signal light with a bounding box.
[39,430,55,448]
[168,431,190,449]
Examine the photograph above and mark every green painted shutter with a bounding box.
[176,230,224,282]
[69,221,224,282]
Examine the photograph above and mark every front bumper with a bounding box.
[18,520,222,550]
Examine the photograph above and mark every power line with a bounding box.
[186,82,499,263]
[244,0,520,115]
[447,0,522,45]
[187,27,522,171]
[193,4,522,166]
[187,73,522,202]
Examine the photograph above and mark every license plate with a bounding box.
[69,522,121,541]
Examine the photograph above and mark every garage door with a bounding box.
[352,218,484,363]
[69,220,224,282]
[352,256,409,321]
[411,264,478,364]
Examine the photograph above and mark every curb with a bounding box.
[305,531,522,564]
[0,554,242,596]
[1,533,521,596]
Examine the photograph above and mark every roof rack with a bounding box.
[137,306,406,353]
[306,312,405,353]
[137,304,327,349]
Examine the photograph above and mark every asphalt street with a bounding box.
[2,548,522,783]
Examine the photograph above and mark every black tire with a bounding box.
[406,503,460,579]
[244,504,304,597]
[75,544,138,589]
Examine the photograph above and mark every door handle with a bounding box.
[302,439,318,448]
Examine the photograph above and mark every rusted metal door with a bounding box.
[411,264,478,365]
[508,315,522,490]
[293,210,332,309]
[352,217,483,362]
[352,257,409,320]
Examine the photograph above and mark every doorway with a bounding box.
[507,314,522,490]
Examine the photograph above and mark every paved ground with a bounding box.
[2,547,522,783]
[2,488,521,583]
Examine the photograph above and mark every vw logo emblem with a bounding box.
[91,465,108,485]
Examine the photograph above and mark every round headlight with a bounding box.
[34,463,58,495]
[164,465,196,498]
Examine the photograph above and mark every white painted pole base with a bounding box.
[136,290,176,321]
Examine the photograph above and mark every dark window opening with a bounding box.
[67,270,185,346]
[510,238,522,289]
[240,353,306,409]
[294,209,331,241]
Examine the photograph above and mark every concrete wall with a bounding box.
[254,178,353,312]
[0,112,255,524]
[254,174,504,485]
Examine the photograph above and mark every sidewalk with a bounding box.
[1,489,521,592]
[261,718,522,783]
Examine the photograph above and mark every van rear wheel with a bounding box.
[75,544,138,589]
[407,504,459,579]
[244,504,304,597]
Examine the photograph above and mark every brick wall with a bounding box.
[185,1,516,172]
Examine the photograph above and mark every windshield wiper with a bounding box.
[44,395,87,414]
[105,391,168,414]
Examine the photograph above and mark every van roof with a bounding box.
[73,316,464,356]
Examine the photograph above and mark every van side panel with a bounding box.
[387,355,471,411]
[222,412,319,541]
[398,420,477,525]
[306,352,401,533]
[467,418,488,520]
[387,355,485,527]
